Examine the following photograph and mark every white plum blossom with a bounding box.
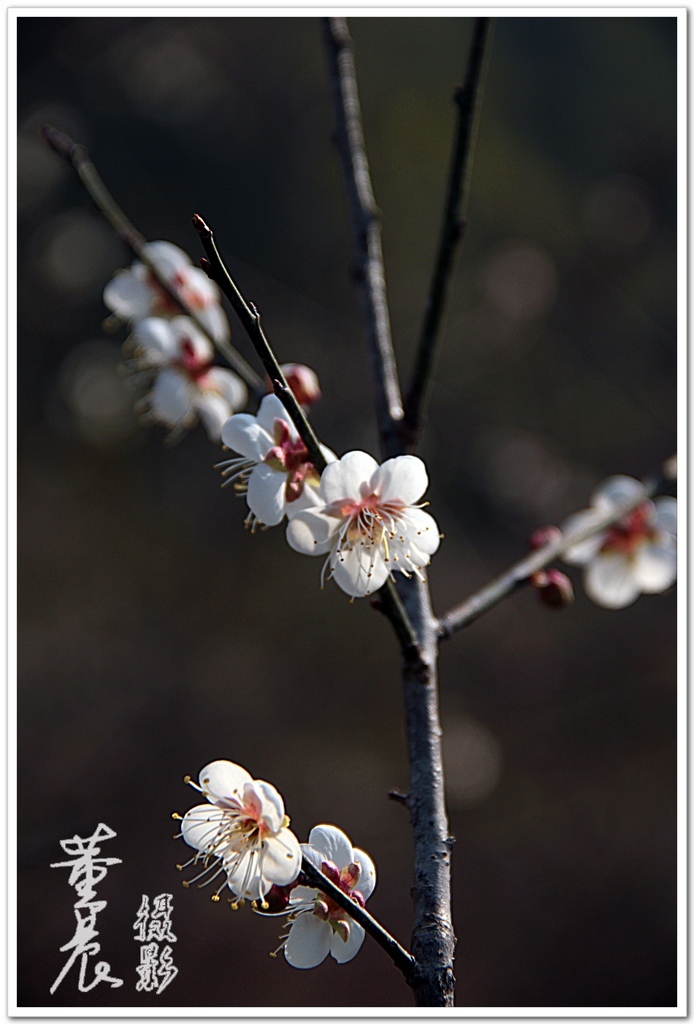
[178,760,301,906]
[219,394,335,528]
[104,240,229,344]
[129,316,246,441]
[286,451,441,598]
[281,825,376,969]
[561,475,677,609]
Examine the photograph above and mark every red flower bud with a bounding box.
[530,568,575,609]
[529,525,562,550]
[280,363,321,407]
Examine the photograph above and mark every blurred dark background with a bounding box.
[17,15,677,1009]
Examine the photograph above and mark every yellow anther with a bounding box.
[182,880,190,889]
[183,775,192,784]
[211,894,220,902]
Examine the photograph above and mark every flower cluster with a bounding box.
[561,475,677,608]
[105,241,247,440]
[176,762,375,969]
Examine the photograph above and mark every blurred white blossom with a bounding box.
[104,240,229,343]
[562,476,676,609]
[129,316,246,441]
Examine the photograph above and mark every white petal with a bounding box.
[331,546,389,598]
[330,921,365,964]
[149,369,193,427]
[205,367,247,413]
[289,884,320,904]
[259,828,302,887]
[652,496,677,539]
[103,271,153,320]
[319,444,337,465]
[584,552,640,609]
[284,913,331,969]
[199,760,253,804]
[221,413,271,462]
[130,317,177,364]
[248,779,285,833]
[632,536,677,593]
[351,848,377,901]
[376,455,429,505]
[194,390,232,442]
[286,508,340,556]
[560,510,606,565]
[247,464,287,527]
[257,394,293,437]
[306,825,354,870]
[321,451,380,505]
[142,240,192,273]
[285,480,324,519]
[402,508,441,557]
[181,805,227,853]
[592,475,645,512]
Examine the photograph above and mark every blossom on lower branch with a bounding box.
[219,394,335,528]
[128,317,247,440]
[286,450,441,597]
[176,760,301,904]
[561,475,677,609]
[278,825,376,969]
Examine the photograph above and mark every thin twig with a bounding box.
[438,471,671,639]
[40,125,264,395]
[322,18,404,459]
[403,18,492,449]
[300,857,416,981]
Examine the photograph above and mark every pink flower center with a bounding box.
[330,493,405,544]
[176,338,214,383]
[263,418,319,503]
[312,859,366,923]
[602,503,655,556]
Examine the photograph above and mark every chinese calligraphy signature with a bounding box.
[50,823,123,995]
[134,893,178,993]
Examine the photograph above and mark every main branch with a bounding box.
[323,17,456,1006]
[322,18,404,459]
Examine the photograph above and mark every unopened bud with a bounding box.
[529,525,562,550]
[320,860,341,886]
[280,363,321,407]
[332,918,350,944]
[530,569,574,609]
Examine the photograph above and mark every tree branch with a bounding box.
[322,17,404,459]
[40,125,264,396]
[437,470,672,639]
[300,856,416,981]
[322,18,456,1006]
[403,18,491,449]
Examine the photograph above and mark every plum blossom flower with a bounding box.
[286,451,441,598]
[177,760,301,906]
[104,240,229,344]
[218,394,335,528]
[280,825,376,969]
[128,316,246,441]
[561,475,677,609]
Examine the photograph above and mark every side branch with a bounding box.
[300,857,416,981]
[41,126,263,395]
[195,213,419,654]
[322,17,404,458]
[438,471,670,639]
[193,214,327,474]
[403,18,491,448]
